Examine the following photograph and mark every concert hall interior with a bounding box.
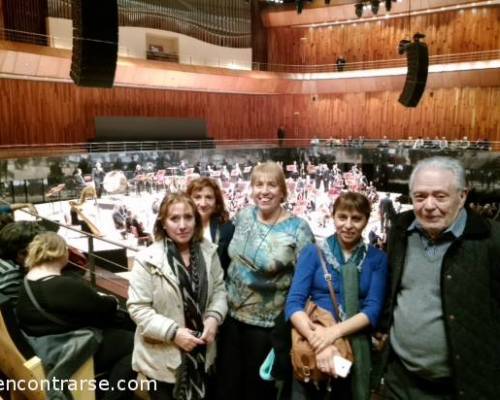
[0,0,499,399]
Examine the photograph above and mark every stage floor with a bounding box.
[15,187,412,297]
[28,188,411,260]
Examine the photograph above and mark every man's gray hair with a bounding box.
[409,156,466,192]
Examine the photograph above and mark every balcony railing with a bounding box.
[2,28,499,74]
[0,138,498,159]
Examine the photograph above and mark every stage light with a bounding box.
[296,0,313,14]
[355,3,364,18]
[371,0,380,15]
[296,0,304,13]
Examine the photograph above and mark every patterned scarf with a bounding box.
[325,234,371,400]
[324,234,367,321]
[165,238,208,400]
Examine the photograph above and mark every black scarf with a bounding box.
[165,238,208,400]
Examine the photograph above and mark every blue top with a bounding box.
[227,207,314,327]
[285,240,388,328]
[0,204,12,214]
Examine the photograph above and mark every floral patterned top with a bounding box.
[227,207,314,328]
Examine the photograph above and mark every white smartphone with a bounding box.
[333,355,352,378]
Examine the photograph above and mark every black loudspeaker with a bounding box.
[70,0,118,88]
[398,42,429,107]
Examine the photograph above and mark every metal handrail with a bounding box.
[0,138,498,155]
[1,28,499,73]
[0,199,136,253]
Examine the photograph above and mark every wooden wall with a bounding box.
[267,8,500,66]
[1,79,499,145]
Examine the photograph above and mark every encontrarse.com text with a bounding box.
[0,378,156,392]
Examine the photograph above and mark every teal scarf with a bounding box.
[326,234,371,400]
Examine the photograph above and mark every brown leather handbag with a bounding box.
[290,248,354,383]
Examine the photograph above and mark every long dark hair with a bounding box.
[186,177,230,224]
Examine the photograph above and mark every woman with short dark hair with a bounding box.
[286,192,388,400]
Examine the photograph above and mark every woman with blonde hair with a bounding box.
[186,177,234,275]
[128,192,227,400]
[216,161,314,400]
[17,232,135,400]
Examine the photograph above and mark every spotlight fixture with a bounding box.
[355,2,364,18]
[295,0,313,14]
[371,0,380,15]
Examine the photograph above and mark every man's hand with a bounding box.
[372,332,388,352]
[174,328,205,352]
[200,316,219,345]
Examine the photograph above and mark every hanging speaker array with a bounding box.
[398,40,429,107]
[70,0,118,88]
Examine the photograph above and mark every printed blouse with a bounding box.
[227,207,314,328]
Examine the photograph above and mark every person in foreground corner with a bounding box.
[127,193,227,400]
[17,232,135,400]
[286,192,388,400]
[378,156,500,399]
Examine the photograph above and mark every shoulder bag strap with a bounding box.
[316,245,341,319]
[23,277,73,327]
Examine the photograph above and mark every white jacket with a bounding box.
[127,239,228,383]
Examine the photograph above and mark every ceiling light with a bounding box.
[355,3,364,18]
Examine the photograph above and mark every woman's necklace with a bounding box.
[242,207,283,263]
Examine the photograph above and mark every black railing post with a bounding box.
[10,181,15,203]
[88,235,96,287]
[41,179,46,203]
[24,180,29,203]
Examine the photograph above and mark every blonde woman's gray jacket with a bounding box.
[127,239,228,383]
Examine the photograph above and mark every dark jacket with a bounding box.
[380,209,500,399]
[210,219,235,278]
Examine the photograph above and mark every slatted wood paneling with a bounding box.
[267,8,500,66]
[0,79,499,145]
